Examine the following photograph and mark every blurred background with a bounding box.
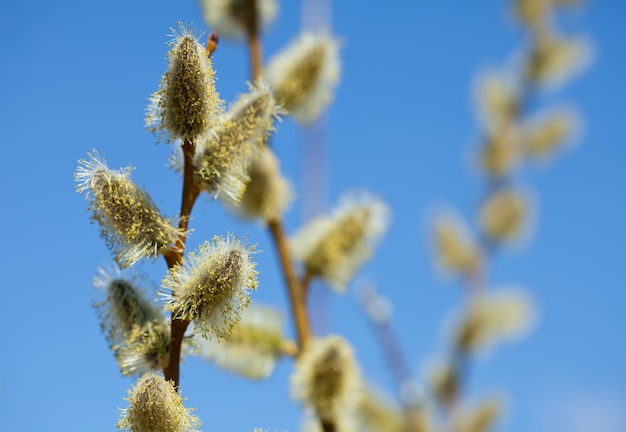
[0,0,624,431]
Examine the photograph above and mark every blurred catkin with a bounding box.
[266,31,340,125]
[291,336,362,426]
[290,192,390,292]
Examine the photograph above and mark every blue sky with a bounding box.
[1,1,624,431]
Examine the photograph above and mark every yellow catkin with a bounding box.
[117,373,200,432]
[524,109,575,159]
[238,146,294,222]
[146,24,221,142]
[290,192,390,292]
[266,32,340,124]
[92,266,170,376]
[454,289,534,353]
[479,188,529,243]
[194,82,280,206]
[163,234,258,339]
[200,0,278,40]
[291,336,362,425]
[75,152,182,267]
[433,212,481,276]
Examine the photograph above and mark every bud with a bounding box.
[200,0,278,40]
[195,304,288,379]
[146,24,221,143]
[432,212,481,277]
[75,152,183,267]
[479,188,530,244]
[454,288,534,354]
[163,234,258,339]
[266,31,340,125]
[237,146,294,221]
[291,336,361,424]
[194,81,281,206]
[117,372,200,432]
[290,192,390,292]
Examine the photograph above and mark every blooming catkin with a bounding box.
[291,336,361,424]
[454,288,534,353]
[146,24,221,143]
[290,192,390,292]
[163,234,258,339]
[200,0,278,40]
[237,146,294,222]
[93,266,170,376]
[117,372,200,432]
[432,212,481,277]
[193,81,280,206]
[479,188,530,243]
[524,108,576,159]
[266,31,340,125]
[75,152,182,267]
[195,303,288,379]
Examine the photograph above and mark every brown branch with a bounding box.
[268,218,312,350]
[244,0,263,81]
[163,138,200,387]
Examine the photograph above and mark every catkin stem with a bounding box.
[163,138,200,387]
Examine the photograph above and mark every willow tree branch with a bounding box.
[268,218,312,350]
[163,138,200,387]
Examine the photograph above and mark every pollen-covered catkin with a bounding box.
[200,0,278,40]
[237,146,294,222]
[117,372,200,432]
[163,234,258,339]
[266,31,340,125]
[146,24,221,143]
[433,212,481,277]
[290,192,390,292]
[194,81,280,206]
[75,152,182,267]
[291,336,361,425]
[195,303,288,379]
[454,289,534,353]
[479,188,529,243]
[93,266,170,376]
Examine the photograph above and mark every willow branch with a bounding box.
[163,138,200,387]
[244,0,263,81]
[268,218,312,350]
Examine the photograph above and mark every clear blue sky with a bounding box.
[1,1,624,431]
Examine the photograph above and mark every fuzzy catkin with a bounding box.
[146,24,221,143]
[291,336,362,424]
[163,234,258,339]
[117,372,200,432]
[75,152,182,267]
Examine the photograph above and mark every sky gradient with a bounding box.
[1,1,624,431]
